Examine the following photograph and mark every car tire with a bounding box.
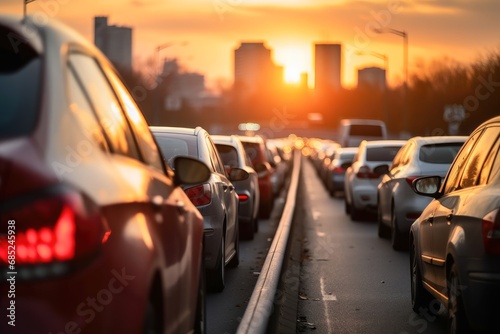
[391,210,407,251]
[208,233,225,292]
[350,201,362,221]
[228,223,240,268]
[344,195,351,215]
[410,240,432,313]
[377,209,390,239]
[447,263,471,334]
[143,288,162,334]
[241,220,254,240]
[194,259,206,334]
[259,199,273,219]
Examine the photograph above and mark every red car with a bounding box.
[0,15,208,333]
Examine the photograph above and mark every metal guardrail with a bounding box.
[236,149,302,334]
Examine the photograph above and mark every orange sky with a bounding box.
[3,0,500,90]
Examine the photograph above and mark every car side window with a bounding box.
[208,136,226,175]
[67,65,109,153]
[69,53,140,160]
[477,128,500,185]
[391,142,410,170]
[105,68,164,172]
[487,138,500,183]
[443,131,482,194]
[458,127,499,189]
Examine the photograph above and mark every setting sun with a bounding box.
[274,44,311,86]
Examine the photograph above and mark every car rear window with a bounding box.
[366,146,402,162]
[0,26,41,139]
[154,135,197,167]
[340,153,355,161]
[419,143,464,164]
[241,141,264,163]
[215,144,239,168]
[349,125,383,137]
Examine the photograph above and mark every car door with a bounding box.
[106,67,205,331]
[431,127,500,291]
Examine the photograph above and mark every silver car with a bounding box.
[151,126,248,292]
[344,140,406,220]
[326,147,358,197]
[377,136,466,250]
[212,135,260,240]
[409,116,500,333]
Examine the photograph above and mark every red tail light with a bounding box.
[356,166,379,179]
[238,194,249,202]
[185,183,211,206]
[482,209,500,255]
[333,167,345,173]
[0,190,110,266]
[405,176,419,187]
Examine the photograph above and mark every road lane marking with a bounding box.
[320,277,337,301]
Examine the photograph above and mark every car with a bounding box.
[344,140,406,220]
[237,135,275,219]
[409,116,500,333]
[377,136,467,250]
[326,147,358,197]
[212,135,260,240]
[0,14,208,333]
[151,126,247,292]
[266,141,288,196]
[338,119,388,148]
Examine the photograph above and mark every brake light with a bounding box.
[482,209,500,255]
[238,194,249,202]
[405,176,419,187]
[356,166,379,179]
[333,167,345,173]
[0,190,110,266]
[185,184,211,206]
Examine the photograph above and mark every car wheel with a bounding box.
[259,199,273,219]
[208,233,225,292]
[228,223,240,268]
[254,216,259,233]
[143,287,163,334]
[391,210,406,251]
[241,219,254,240]
[410,240,432,313]
[344,198,350,214]
[448,263,471,334]
[194,259,206,334]
[350,200,362,221]
[377,208,390,238]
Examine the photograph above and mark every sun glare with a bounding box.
[284,66,302,84]
[274,44,310,86]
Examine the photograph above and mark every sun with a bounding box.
[274,44,310,86]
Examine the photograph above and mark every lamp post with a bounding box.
[355,50,389,124]
[374,27,409,136]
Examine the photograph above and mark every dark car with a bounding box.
[0,14,208,333]
[410,116,500,333]
[212,135,260,240]
[237,135,275,219]
[151,126,247,292]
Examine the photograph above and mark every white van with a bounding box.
[338,119,387,147]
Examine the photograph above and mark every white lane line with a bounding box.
[312,209,321,220]
[320,277,335,333]
[321,277,337,301]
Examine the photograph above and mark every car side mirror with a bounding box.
[173,156,211,186]
[412,176,442,198]
[229,167,249,181]
[373,164,390,176]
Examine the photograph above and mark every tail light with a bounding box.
[482,209,500,255]
[333,167,345,173]
[185,183,211,206]
[238,194,249,202]
[405,176,419,187]
[356,166,379,179]
[0,189,110,266]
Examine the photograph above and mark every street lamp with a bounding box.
[355,50,389,123]
[374,27,409,136]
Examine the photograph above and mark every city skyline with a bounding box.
[4,0,500,91]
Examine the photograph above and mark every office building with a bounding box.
[94,16,132,71]
[358,66,386,89]
[314,43,342,91]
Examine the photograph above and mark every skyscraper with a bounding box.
[234,42,281,94]
[94,16,132,71]
[314,43,342,92]
[358,66,386,90]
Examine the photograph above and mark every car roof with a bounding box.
[337,147,358,154]
[237,135,265,144]
[212,134,240,146]
[409,136,468,145]
[149,126,205,136]
[340,119,386,126]
[363,140,407,147]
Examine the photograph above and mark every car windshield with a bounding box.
[419,143,464,164]
[366,146,402,162]
[0,26,41,139]
[155,135,197,168]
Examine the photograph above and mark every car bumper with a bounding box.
[351,182,379,212]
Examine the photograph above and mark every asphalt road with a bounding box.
[296,157,447,334]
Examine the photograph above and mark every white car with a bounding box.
[344,140,406,220]
[377,136,466,250]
